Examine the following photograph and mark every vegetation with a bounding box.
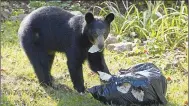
[28,1,87,13]
[1,1,188,106]
[92,1,188,54]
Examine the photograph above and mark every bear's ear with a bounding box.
[85,12,94,24]
[105,13,114,23]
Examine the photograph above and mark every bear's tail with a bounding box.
[18,24,40,50]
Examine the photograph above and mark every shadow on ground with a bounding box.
[42,78,105,106]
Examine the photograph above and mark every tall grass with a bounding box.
[92,1,188,53]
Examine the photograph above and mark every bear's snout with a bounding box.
[96,35,104,51]
[98,44,104,51]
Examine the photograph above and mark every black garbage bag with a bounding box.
[88,63,167,106]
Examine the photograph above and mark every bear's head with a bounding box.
[84,12,114,52]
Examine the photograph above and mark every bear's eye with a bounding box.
[96,29,105,36]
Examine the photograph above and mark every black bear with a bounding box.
[18,6,114,93]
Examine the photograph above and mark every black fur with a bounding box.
[18,6,114,93]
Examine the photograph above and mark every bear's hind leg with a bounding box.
[47,53,55,82]
[22,43,55,87]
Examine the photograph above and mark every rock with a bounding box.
[140,40,148,46]
[21,2,30,13]
[105,34,119,46]
[9,16,18,21]
[123,37,134,42]
[1,9,11,21]
[1,1,30,21]
[130,31,138,37]
[29,8,35,13]
[10,14,28,21]
[107,42,133,53]
[12,3,20,9]
[134,38,141,43]
[116,35,122,40]
[107,44,116,51]
[17,14,28,20]
[1,2,9,7]
[70,11,82,15]
[1,11,9,19]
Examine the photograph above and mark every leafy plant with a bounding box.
[92,1,188,53]
[11,9,25,16]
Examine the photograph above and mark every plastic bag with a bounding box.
[88,63,167,106]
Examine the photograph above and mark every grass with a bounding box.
[28,1,87,13]
[1,1,188,106]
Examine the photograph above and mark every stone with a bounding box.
[105,34,119,46]
[107,42,133,53]
[130,31,137,37]
[1,2,9,7]
[70,11,82,15]
[1,9,11,20]
[10,14,28,21]
[116,35,122,40]
[140,40,148,46]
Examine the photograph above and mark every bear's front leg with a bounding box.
[88,51,110,74]
[66,49,85,93]
[67,60,85,93]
